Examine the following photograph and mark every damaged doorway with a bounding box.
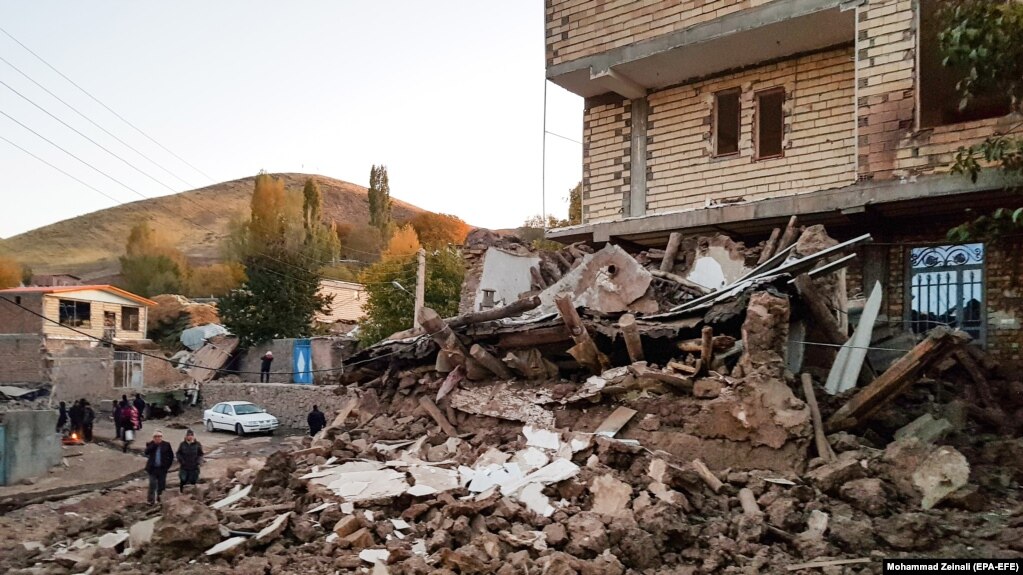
[907,243,985,345]
[113,351,144,389]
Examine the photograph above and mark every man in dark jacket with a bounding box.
[68,399,84,438]
[307,405,327,436]
[81,401,95,442]
[176,429,204,492]
[133,394,147,424]
[144,430,174,505]
[56,401,68,433]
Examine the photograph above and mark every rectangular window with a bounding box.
[907,243,985,345]
[714,89,740,156]
[58,299,91,328]
[919,0,1010,127]
[121,306,140,331]
[755,88,784,159]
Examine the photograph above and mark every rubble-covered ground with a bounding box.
[3,223,1022,574]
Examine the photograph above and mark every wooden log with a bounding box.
[826,327,969,432]
[469,344,514,379]
[660,232,684,272]
[667,360,697,375]
[738,488,762,517]
[649,269,711,295]
[776,215,800,252]
[619,314,645,362]
[678,335,737,353]
[552,250,573,273]
[419,307,469,366]
[554,294,610,374]
[529,266,548,290]
[496,325,571,349]
[464,357,491,381]
[699,326,713,376]
[757,228,782,265]
[418,396,458,437]
[540,260,562,284]
[628,363,693,392]
[446,296,541,328]
[801,373,836,462]
[692,459,723,493]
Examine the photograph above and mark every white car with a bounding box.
[204,401,280,435]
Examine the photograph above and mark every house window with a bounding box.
[755,88,784,159]
[122,306,140,331]
[918,0,1010,127]
[58,299,91,328]
[907,243,985,344]
[714,89,741,156]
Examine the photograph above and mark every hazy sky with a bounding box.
[0,1,582,238]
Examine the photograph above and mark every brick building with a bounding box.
[545,0,1022,361]
[0,285,156,401]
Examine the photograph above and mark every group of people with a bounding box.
[113,396,145,451]
[56,399,96,441]
[143,428,205,505]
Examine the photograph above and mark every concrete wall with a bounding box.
[474,248,540,311]
[546,0,779,67]
[238,338,342,385]
[201,382,350,430]
[1,410,61,485]
[48,340,114,403]
[0,335,47,384]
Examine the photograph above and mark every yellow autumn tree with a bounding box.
[381,224,422,260]
[0,256,22,289]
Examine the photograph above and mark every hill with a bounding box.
[0,173,429,278]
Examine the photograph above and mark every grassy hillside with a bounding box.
[0,173,428,278]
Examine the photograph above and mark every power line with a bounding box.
[545,130,582,145]
[0,53,196,189]
[0,25,215,182]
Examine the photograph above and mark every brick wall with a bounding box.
[0,293,43,334]
[582,98,631,223]
[47,340,114,403]
[646,47,856,212]
[201,381,352,430]
[0,335,46,383]
[855,0,1021,182]
[546,0,778,67]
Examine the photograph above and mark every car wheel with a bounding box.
[205,419,214,433]
[235,423,244,436]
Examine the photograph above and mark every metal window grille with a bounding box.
[113,351,144,389]
[907,243,985,345]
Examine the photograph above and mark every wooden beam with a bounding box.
[660,232,684,272]
[496,325,571,349]
[418,396,458,437]
[446,296,541,328]
[469,344,514,380]
[826,328,969,432]
[649,269,711,295]
[738,488,762,517]
[757,227,782,265]
[529,266,547,290]
[419,307,469,366]
[554,294,610,374]
[619,313,644,362]
[699,326,713,376]
[801,373,836,462]
[793,274,846,346]
[776,215,800,252]
[692,459,723,493]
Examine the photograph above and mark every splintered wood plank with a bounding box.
[593,406,637,438]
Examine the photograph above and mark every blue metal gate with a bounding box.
[292,339,313,384]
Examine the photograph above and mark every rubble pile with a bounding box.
[5,221,1023,574]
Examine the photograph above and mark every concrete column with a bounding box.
[628,97,649,217]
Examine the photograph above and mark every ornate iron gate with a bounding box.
[907,243,985,345]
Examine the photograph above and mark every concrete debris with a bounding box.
[204,536,246,557]
[894,413,953,445]
[912,446,970,510]
[589,475,632,518]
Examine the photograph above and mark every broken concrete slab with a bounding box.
[894,413,953,445]
[589,474,632,518]
[912,446,970,510]
[523,426,561,450]
[534,244,653,315]
[97,531,129,550]
[204,536,247,557]
[211,484,252,510]
[594,406,637,438]
[359,548,390,564]
[128,516,160,550]
[254,511,291,543]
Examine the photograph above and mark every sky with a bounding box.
[0,1,583,239]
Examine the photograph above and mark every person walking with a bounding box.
[133,394,147,427]
[260,351,274,383]
[81,401,95,442]
[56,401,68,434]
[121,400,141,453]
[144,430,174,505]
[307,405,327,436]
[112,398,123,440]
[176,429,204,492]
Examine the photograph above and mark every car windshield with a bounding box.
[232,404,264,415]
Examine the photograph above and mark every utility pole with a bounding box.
[414,248,426,330]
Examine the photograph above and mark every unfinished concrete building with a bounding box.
[546,0,1022,362]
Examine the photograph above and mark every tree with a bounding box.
[118,221,188,297]
[218,173,331,346]
[517,214,567,249]
[0,256,23,289]
[186,263,246,297]
[409,212,471,248]
[382,224,422,260]
[939,0,1023,240]
[368,164,394,239]
[353,243,462,341]
[567,182,582,225]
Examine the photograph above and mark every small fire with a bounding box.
[70,433,78,440]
